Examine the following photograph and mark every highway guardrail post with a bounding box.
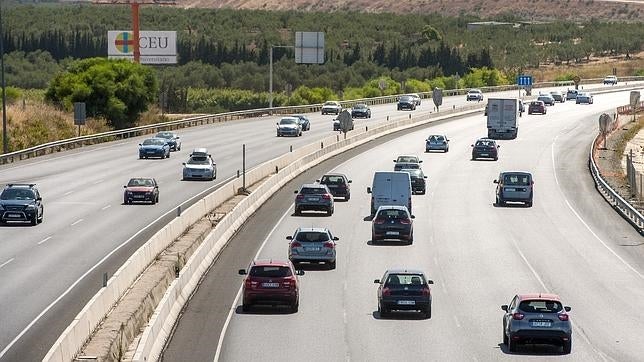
[103,272,108,287]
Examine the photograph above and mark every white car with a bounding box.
[466,89,484,101]
[603,75,617,85]
[321,101,341,115]
[182,148,217,181]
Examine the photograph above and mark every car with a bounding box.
[394,162,420,172]
[402,168,427,194]
[549,91,565,103]
[425,134,449,152]
[471,138,499,161]
[294,184,334,216]
[576,92,594,104]
[374,269,433,318]
[351,103,372,118]
[287,227,338,269]
[537,94,555,106]
[494,171,534,207]
[565,89,578,100]
[603,75,618,85]
[406,93,421,106]
[139,137,170,159]
[371,205,414,243]
[0,183,44,225]
[276,117,303,137]
[123,177,159,204]
[238,260,304,312]
[394,155,422,164]
[528,101,547,115]
[397,95,416,111]
[321,101,341,115]
[466,89,484,101]
[155,131,181,151]
[317,173,352,201]
[333,117,355,132]
[292,115,311,131]
[502,293,572,354]
[182,148,217,181]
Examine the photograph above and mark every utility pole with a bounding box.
[269,45,294,111]
[1,2,7,153]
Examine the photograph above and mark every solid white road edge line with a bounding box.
[0,258,15,269]
[70,219,84,226]
[38,236,52,245]
[101,204,111,210]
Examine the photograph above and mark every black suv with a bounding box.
[0,184,44,225]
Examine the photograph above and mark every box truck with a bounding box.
[486,98,523,139]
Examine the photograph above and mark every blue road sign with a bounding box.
[517,75,533,86]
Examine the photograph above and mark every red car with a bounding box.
[238,259,304,312]
[528,101,547,115]
[123,177,159,204]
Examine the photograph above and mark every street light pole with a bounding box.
[0,3,8,154]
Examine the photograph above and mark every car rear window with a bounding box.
[295,231,330,242]
[428,135,445,142]
[503,174,531,186]
[249,266,292,278]
[300,187,326,194]
[377,209,408,219]
[530,101,542,106]
[519,300,563,313]
[320,176,345,185]
[395,163,419,170]
[476,140,495,147]
[396,156,418,163]
[385,274,425,286]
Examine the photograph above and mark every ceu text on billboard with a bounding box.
[108,31,177,64]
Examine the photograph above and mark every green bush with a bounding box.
[554,73,578,81]
[635,69,644,76]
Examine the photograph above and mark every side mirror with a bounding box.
[564,306,571,312]
[497,145,500,148]
[138,143,142,146]
[410,215,416,219]
[296,270,305,276]
[427,280,434,284]
[123,185,127,188]
[348,180,352,183]
[276,123,279,126]
[470,144,474,147]
[176,136,180,139]
[294,190,299,194]
[316,179,321,182]
[332,236,339,241]
[423,176,428,179]
[367,187,372,194]
[286,236,293,240]
[37,197,42,201]
[373,279,381,284]
[531,181,535,185]
[182,162,186,166]
[393,160,396,162]
[493,180,498,184]
[501,305,508,311]
[419,160,423,163]
[238,269,247,275]
[447,139,450,142]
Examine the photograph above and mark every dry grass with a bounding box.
[530,52,644,82]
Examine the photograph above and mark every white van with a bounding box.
[367,171,412,215]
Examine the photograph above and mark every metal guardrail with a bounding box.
[2,76,643,165]
[589,103,644,235]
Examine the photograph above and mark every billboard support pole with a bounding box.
[132,2,140,63]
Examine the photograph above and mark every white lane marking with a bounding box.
[551,135,561,186]
[38,236,52,245]
[213,206,292,362]
[0,258,15,269]
[70,219,84,226]
[63,191,74,196]
[92,179,104,185]
[453,315,461,328]
[101,204,111,210]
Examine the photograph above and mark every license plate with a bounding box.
[134,195,145,198]
[505,188,515,192]
[7,213,21,218]
[305,247,320,252]
[326,185,337,188]
[307,197,320,201]
[480,153,488,156]
[262,282,279,288]
[397,300,415,305]
[531,321,552,327]
[386,231,400,236]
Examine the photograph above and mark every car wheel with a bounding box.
[291,300,299,313]
[424,306,432,319]
[38,212,44,224]
[294,207,301,216]
[31,215,38,226]
[379,302,389,317]
[329,260,336,270]
[503,329,508,345]
[508,335,518,353]
[327,207,333,216]
[345,195,350,201]
[445,148,449,153]
[526,200,533,207]
[408,232,414,244]
[139,155,143,159]
[371,233,379,242]
[151,197,156,205]
[493,156,498,161]
[242,302,251,313]
[562,339,572,354]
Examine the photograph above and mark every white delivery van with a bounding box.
[486,98,522,139]
[367,171,412,215]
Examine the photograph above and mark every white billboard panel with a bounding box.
[295,31,324,64]
[108,31,177,64]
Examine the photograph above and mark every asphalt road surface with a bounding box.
[162,89,644,362]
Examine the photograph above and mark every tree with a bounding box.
[422,25,442,42]
[45,58,158,129]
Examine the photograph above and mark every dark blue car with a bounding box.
[139,138,170,159]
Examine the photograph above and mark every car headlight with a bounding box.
[126,191,133,195]
[25,204,36,210]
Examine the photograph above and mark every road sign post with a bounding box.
[517,75,533,97]
[338,109,353,139]
[630,91,641,122]
[598,113,611,150]
[432,88,443,112]
[74,102,86,137]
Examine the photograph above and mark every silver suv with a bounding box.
[502,294,572,354]
[494,171,533,207]
[294,184,334,216]
[287,227,338,269]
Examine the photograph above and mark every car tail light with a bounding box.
[382,287,391,296]
[373,218,385,224]
[290,241,302,248]
[323,241,335,249]
[512,312,524,320]
[322,193,332,200]
[296,194,304,200]
[558,313,569,321]
[422,287,431,297]
[399,218,411,225]
[283,277,296,289]
[245,278,259,289]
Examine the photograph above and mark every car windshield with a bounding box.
[469,90,481,94]
[249,266,292,278]
[428,135,445,142]
[377,209,409,219]
[354,104,367,109]
[156,132,173,139]
[320,175,345,184]
[280,118,297,125]
[396,156,418,163]
[519,300,563,313]
[127,178,154,187]
[300,187,326,195]
[324,102,338,106]
[399,96,412,102]
[385,274,425,287]
[187,156,210,165]
[476,140,495,147]
[142,139,164,146]
[295,231,330,242]
[1,188,35,200]
[503,174,531,186]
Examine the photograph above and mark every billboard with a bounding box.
[295,32,324,64]
[108,31,177,64]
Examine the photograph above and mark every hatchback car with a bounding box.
[394,155,422,164]
[466,89,484,101]
[565,89,578,100]
[576,92,594,104]
[397,95,416,111]
[321,101,341,115]
[287,227,339,269]
[402,168,427,195]
[182,148,217,181]
[123,177,159,204]
[528,101,547,115]
[371,205,414,242]
[239,260,304,312]
[317,173,352,200]
[294,184,334,215]
[394,162,420,172]
[155,131,181,151]
[276,117,302,137]
[471,138,499,161]
[0,183,44,225]
[374,269,433,318]
[549,91,565,103]
[351,103,372,118]
[537,94,555,106]
[406,93,421,106]
[292,115,311,131]
[139,138,170,159]
[495,172,533,207]
[425,134,449,152]
[502,293,572,354]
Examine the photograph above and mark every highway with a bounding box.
[162,89,644,361]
